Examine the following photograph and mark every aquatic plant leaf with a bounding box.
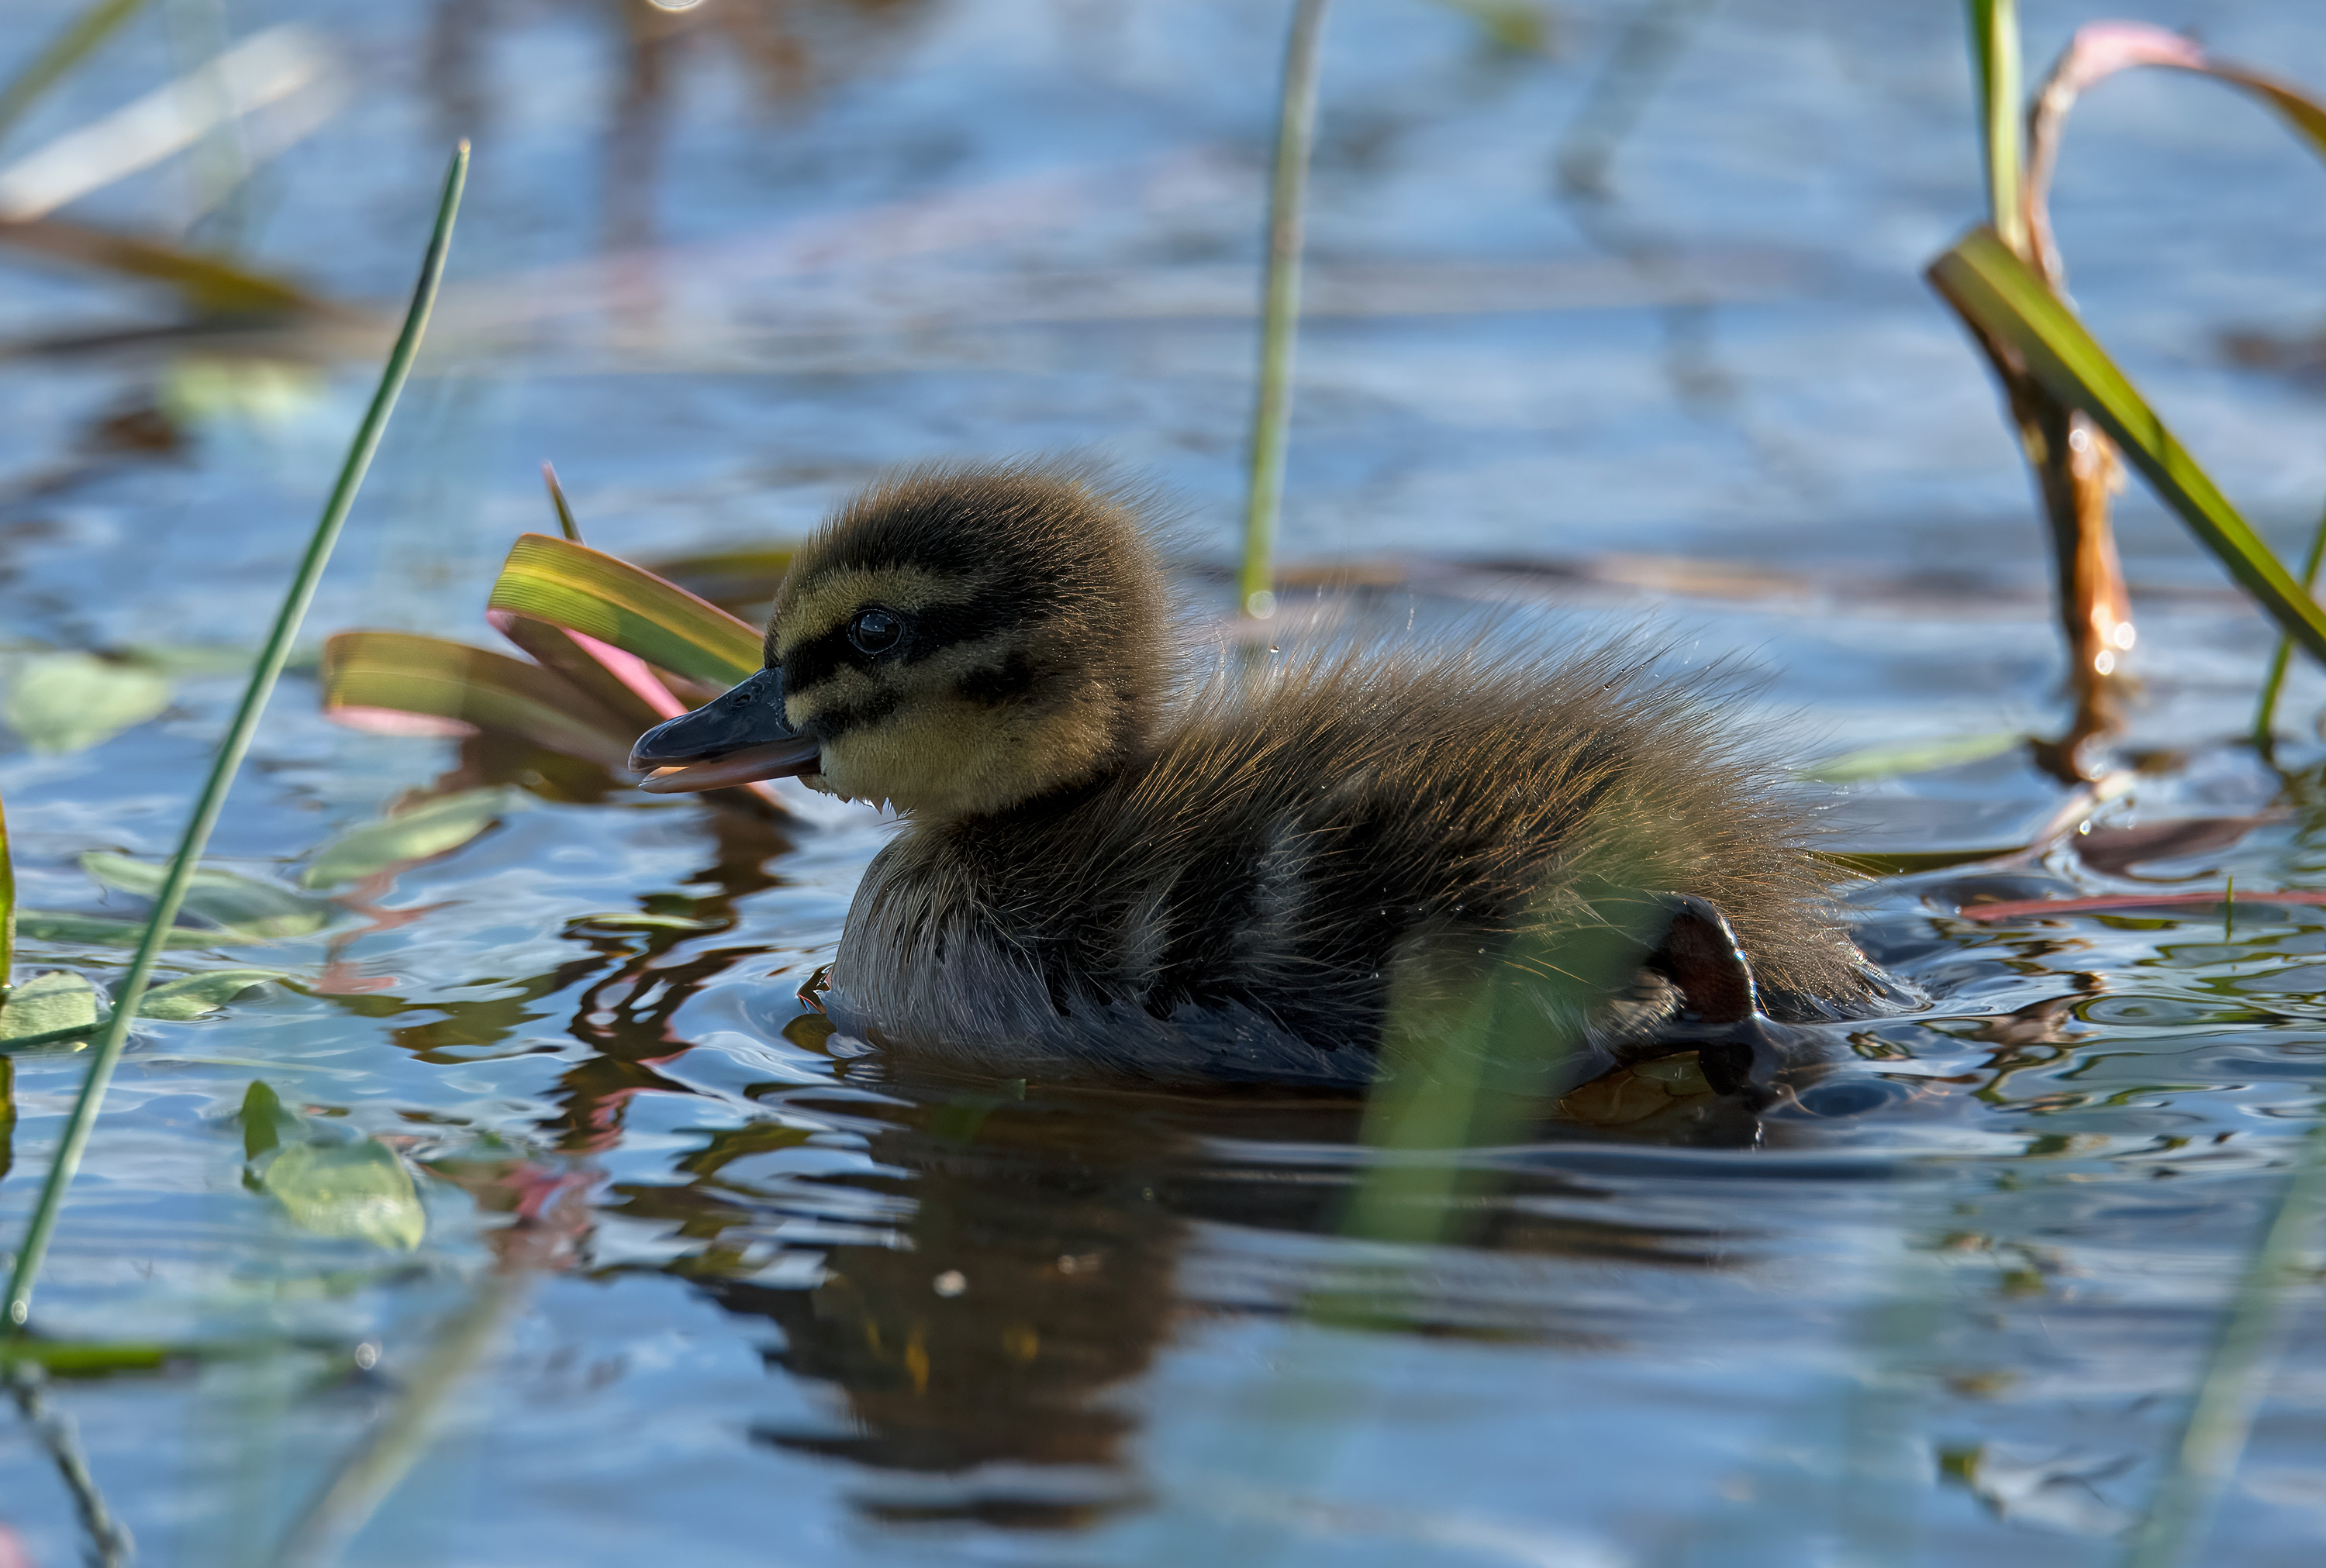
[240,1080,290,1161]
[565,911,720,932]
[636,546,798,615]
[301,787,519,889]
[0,212,320,316]
[0,0,147,147]
[487,613,674,727]
[262,1139,424,1250]
[13,912,235,948]
[2,652,171,754]
[0,970,98,1042]
[487,534,761,688]
[81,852,336,939]
[1801,732,2024,783]
[319,631,637,772]
[1927,227,2326,666]
[136,968,285,1020]
[0,1338,171,1377]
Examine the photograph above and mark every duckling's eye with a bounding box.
[848,606,902,656]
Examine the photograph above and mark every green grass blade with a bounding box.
[486,534,761,688]
[1928,227,2326,664]
[2123,1111,2326,1568]
[0,0,147,149]
[1965,0,2027,257]
[541,461,582,543]
[1235,0,1330,622]
[1,142,469,1337]
[2252,503,2326,750]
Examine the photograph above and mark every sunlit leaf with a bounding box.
[262,1139,425,1250]
[13,912,236,948]
[1927,227,2326,666]
[1,787,16,986]
[1800,732,2024,783]
[301,787,520,889]
[160,357,326,425]
[81,852,336,939]
[2,651,171,754]
[319,630,637,771]
[136,968,286,1021]
[0,970,98,1042]
[487,534,760,688]
[486,613,674,728]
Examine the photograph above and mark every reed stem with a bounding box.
[1965,0,2027,257]
[2250,501,2326,753]
[0,143,468,1335]
[2123,1110,2326,1568]
[1236,0,1330,623]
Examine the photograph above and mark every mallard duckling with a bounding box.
[630,463,1879,1084]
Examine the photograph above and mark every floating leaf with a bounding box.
[136,968,286,1021]
[262,1139,424,1250]
[1927,228,2326,665]
[0,1339,172,1377]
[488,534,760,688]
[13,912,237,948]
[240,1079,292,1162]
[319,631,636,771]
[565,911,720,932]
[81,852,336,939]
[301,787,519,889]
[0,970,98,1042]
[0,212,325,317]
[2,652,171,754]
[1800,732,2024,783]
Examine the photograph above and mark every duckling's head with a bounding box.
[631,463,1168,818]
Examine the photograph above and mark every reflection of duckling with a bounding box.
[633,464,1879,1082]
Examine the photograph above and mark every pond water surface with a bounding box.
[4,2,2326,1564]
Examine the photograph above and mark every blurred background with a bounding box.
[5,2,2326,1566]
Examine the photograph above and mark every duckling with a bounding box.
[630,463,1881,1086]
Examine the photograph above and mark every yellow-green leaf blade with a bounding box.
[487,534,760,688]
[301,787,519,889]
[2,652,172,755]
[319,631,636,772]
[1927,226,2326,665]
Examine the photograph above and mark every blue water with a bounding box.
[4,1,2326,1563]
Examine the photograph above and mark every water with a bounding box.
[3,0,2326,1563]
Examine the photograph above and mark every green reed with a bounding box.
[1235,0,1330,623]
[2124,1111,2326,1568]
[0,143,469,1336]
[2252,503,2326,753]
[0,0,147,148]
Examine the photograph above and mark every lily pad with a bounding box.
[261,1139,425,1250]
[81,853,336,939]
[2,652,172,755]
[13,912,241,949]
[1,970,100,1042]
[138,968,288,1021]
[301,787,518,889]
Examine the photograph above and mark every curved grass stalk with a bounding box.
[2253,504,2326,753]
[2123,1111,2326,1568]
[1,143,468,1335]
[1235,0,1330,623]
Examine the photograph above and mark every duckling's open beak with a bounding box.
[629,667,821,794]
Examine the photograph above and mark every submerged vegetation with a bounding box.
[2,1,2326,1564]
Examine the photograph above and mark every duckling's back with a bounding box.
[826,638,1872,1084]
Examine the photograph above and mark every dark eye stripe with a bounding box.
[778,580,1039,692]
